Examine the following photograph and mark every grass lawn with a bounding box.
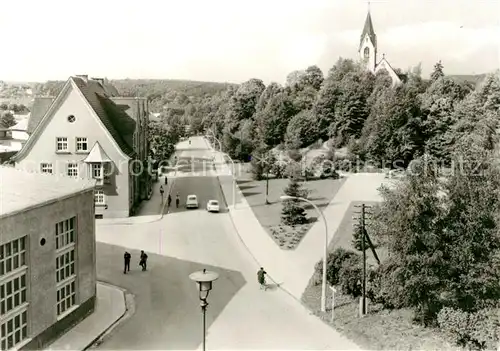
[301,201,456,350]
[236,163,346,250]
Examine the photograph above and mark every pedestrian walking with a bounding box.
[257,267,267,290]
[164,176,168,185]
[175,194,180,208]
[139,250,148,271]
[160,185,164,203]
[123,251,131,274]
[168,194,172,208]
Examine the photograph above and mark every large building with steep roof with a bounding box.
[359,10,402,85]
[0,166,96,350]
[12,75,151,218]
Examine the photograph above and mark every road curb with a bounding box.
[83,281,131,350]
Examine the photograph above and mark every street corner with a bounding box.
[46,282,129,351]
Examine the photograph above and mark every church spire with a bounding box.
[359,7,377,51]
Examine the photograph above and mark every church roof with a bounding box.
[360,11,377,50]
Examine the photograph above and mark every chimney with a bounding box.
[91,77,105,86]
[75,74,88,82]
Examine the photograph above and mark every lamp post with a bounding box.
[206,131,236,209]
[189,269,219,351]
[280,195,328,312]
[221,152,236,209]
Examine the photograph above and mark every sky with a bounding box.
[0,0,498,84]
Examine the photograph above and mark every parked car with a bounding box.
[186,195,199,209]
[206,200,220,213]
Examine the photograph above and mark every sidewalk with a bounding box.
[98,171,178,226]
[45,282,127,351]
[206,137,389,300]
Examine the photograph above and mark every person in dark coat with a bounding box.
[175,194,180,208]
[139,250,148,271]
[124,252,131,274]
[257,267,267,290]
[168,194,172,208]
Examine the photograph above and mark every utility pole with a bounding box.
[353,203,373,317]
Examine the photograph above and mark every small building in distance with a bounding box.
[0,166,96,350]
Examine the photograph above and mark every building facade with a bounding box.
[359,10,402,85]
[12,75,152,218]
[0,166,96,350]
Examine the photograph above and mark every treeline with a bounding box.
[34,79,236,114]
[190,59,499,172]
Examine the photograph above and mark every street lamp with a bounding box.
[189,269,219,351]
[280,195,328,312]
[221,152,236,209]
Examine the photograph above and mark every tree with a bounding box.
[285,109,319,149]
[0,103,7,110]
[420,76,471,161]
[281,178,308,225]
[0,112,16,128]
[430,61,445,82]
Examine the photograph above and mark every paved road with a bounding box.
[94,137,359,350]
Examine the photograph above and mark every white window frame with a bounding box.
[0,307,28,350]
[56,137,68,152]
[0,271,28,316]
[94,190,105,205]
[55,217,76,250]
[56,278,76,317]
[55,217,77,317]
[0,237,27,277]
[40,163,53,174]
[75,137,88,152]
[56,248,75,284]
[92,163,102,179]
[67,163,78,177]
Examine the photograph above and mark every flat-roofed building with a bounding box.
[0,166,96,350]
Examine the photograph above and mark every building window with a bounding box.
[76,137,88,152]
[67,115,76,123]
[94,190,105,205]
[0,274,27,315]
[56,249,75,283]
[67,163,78,177]
[55,217,77,316]
[0,237,26,277]
[56,137,68,152]
[92,164,102,179]
[40,163,53,174]
[0,309,28,350]
[55,217,76,250]
[56,280,76,316]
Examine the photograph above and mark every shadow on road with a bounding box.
[96,242,246,350]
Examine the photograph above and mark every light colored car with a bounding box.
[206,200,220,213]
[186,195,199,209]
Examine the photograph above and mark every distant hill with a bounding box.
[32,78,237,113]
[447,74,488,86]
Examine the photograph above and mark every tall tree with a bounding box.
[430,61,445,82]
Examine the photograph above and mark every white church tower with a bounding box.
[359,10,377,73]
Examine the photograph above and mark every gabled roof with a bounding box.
[12,77,137,162]
[72,77,136,157]
[84,141,112,163]
[375,56,402,84]
[27,96,54,133]
[360,11,377,50]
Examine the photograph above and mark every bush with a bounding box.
[313,247,359,286]
[338,254,363,297]
[437,307,499,350]
[288,149,302,162]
